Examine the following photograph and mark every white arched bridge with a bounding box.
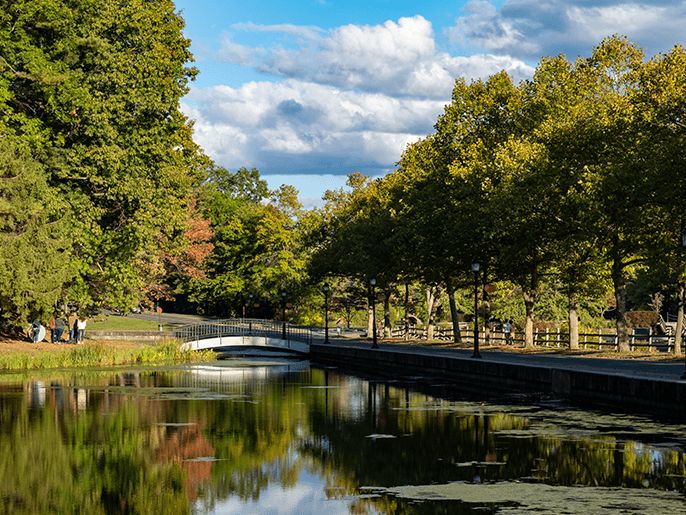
[175,318,313,355]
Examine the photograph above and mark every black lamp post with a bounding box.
[281,290,287,339]
[323,283,330,344]
[370,277,379,349]
[471,259,482,359]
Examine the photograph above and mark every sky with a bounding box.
[174,0,686,208]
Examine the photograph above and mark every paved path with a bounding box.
[314,333,686,383]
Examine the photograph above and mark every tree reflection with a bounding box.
[1,367,686,515]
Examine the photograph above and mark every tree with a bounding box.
[0,0,210,314]
[0,139,73,329]
[187,167,307,316]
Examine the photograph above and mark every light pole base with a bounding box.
[471,351,482,359]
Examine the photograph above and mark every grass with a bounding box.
[0,341,216,371]
[87,315,172,331]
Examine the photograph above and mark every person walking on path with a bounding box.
[508,320,516,345]
[77,316,87,344]
[336,318,342,337]
[502,320,511,345]
[68,312,77,342]
[53,315,65,344]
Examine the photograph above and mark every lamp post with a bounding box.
[370,277,379,349]
[323,283,330,344]
[281,290,287,339]
[471,259,482,359]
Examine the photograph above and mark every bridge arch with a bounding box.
[175,318,312,356]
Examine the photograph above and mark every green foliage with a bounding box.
[186,166,308,316]
[0,139,73,326]
[0,0,211,325]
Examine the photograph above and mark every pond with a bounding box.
[1,357,686,514]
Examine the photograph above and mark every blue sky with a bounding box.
[174,0,686,207]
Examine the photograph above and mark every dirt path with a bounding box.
[0,335,139,357]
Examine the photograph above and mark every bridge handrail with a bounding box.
[173,318,313,344]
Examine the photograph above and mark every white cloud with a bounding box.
[218,15,533,98]
[447,0,686,60]
[232,22,324,40]
[182,79,443,176]
[185,14,538,204]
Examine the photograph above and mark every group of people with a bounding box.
[31,314,87,344]
[501,320,516,344]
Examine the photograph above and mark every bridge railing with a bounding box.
[173,318,313,345]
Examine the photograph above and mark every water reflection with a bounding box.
[1,361,686,514]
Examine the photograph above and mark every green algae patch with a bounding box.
[384,482,686,513]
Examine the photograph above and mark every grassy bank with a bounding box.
[87,315,172,331]
[0,340,215,371]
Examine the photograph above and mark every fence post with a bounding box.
[556,328,560,348]
[545,327,549,347]
[648,327,652,353]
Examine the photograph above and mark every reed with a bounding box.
[0,341,215,370]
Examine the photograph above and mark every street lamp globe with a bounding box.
[471,259,480,273]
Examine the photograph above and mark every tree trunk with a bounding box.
[425,285,443,341]
[446,280,462,344]
[521,262,538,348]
[367,287,374,339]
[383,287,392,338]
[611,253,630,352]
[482,267,491,346]
[404,283,410,341]
[523,290,536,348]
[569,291,580,350]
[426,286,435,341]
[675,280,685,356]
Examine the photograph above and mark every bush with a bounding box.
[626,311,658,328]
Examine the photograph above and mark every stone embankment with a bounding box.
[310,341,686,416]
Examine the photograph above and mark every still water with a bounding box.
[2,357,686,514]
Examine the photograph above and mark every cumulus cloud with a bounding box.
[447,0,686,60]
[218,15,534,98]
[185,15,537,181]
[182,78,445,175]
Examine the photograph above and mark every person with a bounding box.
[502,320,511,344]
[77,316,87,344]
[336,318,342,337]
[48,316,56,344]
[68,312,78,342]
[31,320,42,343]
[508,320,516,345]
[53,315,65,344]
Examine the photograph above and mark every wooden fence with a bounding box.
[390,325,676,353]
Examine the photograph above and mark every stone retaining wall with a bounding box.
[310,344,686,415]
[87,330,174,342]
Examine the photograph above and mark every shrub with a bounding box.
[626,311,658,328]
